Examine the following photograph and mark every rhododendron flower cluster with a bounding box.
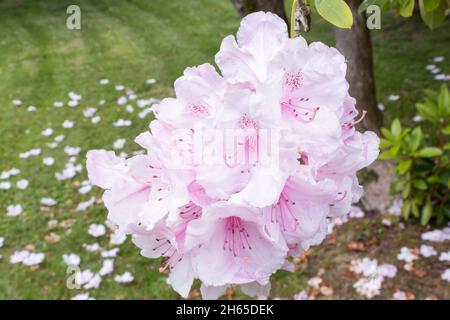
[86,12,379,299]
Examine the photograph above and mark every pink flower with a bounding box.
[86,11,379,299]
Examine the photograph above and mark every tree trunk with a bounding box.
[335,0,382,133]
[229,0,288,24]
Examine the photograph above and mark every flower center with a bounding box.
[223,217,252,257]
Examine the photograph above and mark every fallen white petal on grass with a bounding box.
[69,92,82,101]
[113,138,126,150]
[62,120,74,128]
[99,259,114,276]
[113,119,132,127]
[71,292,95,300]
[117,96,127,105]
[55,162,82,180]
[438,251,450,262]
[78,184,92,194]
[76,197,95,212]
[41,128,53,137]
[67,100,78,107]
[125,104,134,113]
[53,101,64,108]
[41,197,57,207]
[10,250,30,264]
[84,273,102,290]
[91,116,101,124]
[12,99,23,106]
[114,271,134,283]
[22,252,45,266]
[0,237,4,248]
[19,148,41,159]
[441,269,450,282]
[64,146,81,156]
[388,95,400,101]
[7,204,23,217]
[101,248,119,258]
[0,181,11,190]
[353,274,383,299]
[420,244,437,257]
[83,243,102,252]
[83,107,97,118]
[75,269,94,286]
[16,179,29,190]
[43,157,55,166]
[421,228,450,242]
[397,247,418,263]
[99,79,109,85]
[378,264,397,278]
[392,290,407,300]
[110,231,126,245]
[27,105,36,112]
[412,115,423,122]
[63,253,81,266]
[88,224,106,237]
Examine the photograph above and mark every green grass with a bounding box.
[0,0,449,299]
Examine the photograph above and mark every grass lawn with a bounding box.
[0,0,449,299]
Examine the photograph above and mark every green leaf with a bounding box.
[416,147,443,157]
[402,200,411,220]
[397,160,412,175]
[438,84,450,114]
[444,143,450,151]
[379,145,400,159]
[398,0,415,17]
[419,0,446,30]
[416,102,439,123]
[412,202,420,218]
[427,175,440,183]
[391,118,402,138]
[408,127,423,153]
[381,127,393,140]
[314,0,353,28]
[421,199,433,225]
[422,0,442,12]
[402,183,411,198]
[380,138,392,148]
[412,179,428,190]
[443,125,450,135]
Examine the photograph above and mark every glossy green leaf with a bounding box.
[314,0,353,28]
[391,118,402,138]
[416,147,443,158]
[443,125,450,135]
[419,0,446,30]
[402,200,411,220]
[398,0,415,17]
[422,0,443,12]
[412,179,428,190]
[381,127,394,140]
[412,202,420,218]
[397,160,412,175]
[421,199,433,225]
[416,102,439,122]
[438,84,450,114]
[408,127,423,153]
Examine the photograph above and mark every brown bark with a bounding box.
[229,0,288,24]
[335,0,382,133]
